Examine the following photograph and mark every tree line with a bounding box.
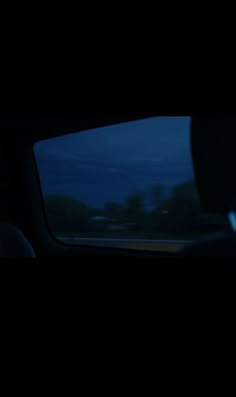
[44,179,226,236]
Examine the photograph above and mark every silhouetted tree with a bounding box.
[104,202,123,220]
[123,192,145,230]
[159,179,201,233]
[44,195,90,233]
[150,183,165,210]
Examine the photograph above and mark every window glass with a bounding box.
[34,117,227,252]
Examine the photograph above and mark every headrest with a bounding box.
[191,116,236,213]
[0,222,35,257]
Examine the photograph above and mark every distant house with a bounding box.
[90,216,127,231]
[91,216,107,222]
[107,224,126,231]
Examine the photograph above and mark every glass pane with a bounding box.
[34,116,227,252]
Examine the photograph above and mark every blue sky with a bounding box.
[34,116,193,208]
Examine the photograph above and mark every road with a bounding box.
[59,237,193,252]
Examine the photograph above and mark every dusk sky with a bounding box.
[34,116,194,208]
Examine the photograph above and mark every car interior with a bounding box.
[182,116,236,257]
[0,112,236,263]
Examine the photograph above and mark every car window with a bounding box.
[34,116,227,252]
